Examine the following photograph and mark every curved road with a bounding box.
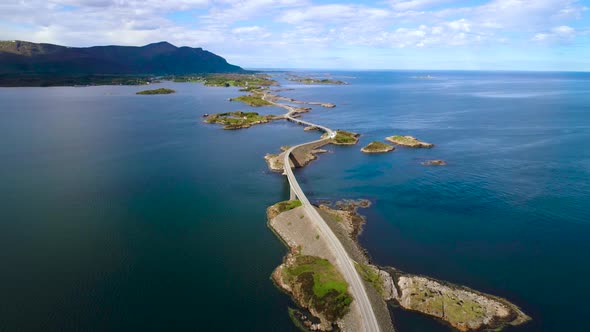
[282,115,381,332]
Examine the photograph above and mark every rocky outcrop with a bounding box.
[317,200,531,332]
[422,159,446,166]
[322,131,360,145]
[386,135,433,148]
[383,269,531,331]
[360,141,395,153]
[264,143,329,172]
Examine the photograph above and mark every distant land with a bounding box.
[0,40,244,86]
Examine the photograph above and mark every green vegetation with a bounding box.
[229,95,273,107]
[361,141,394,153]
[204,111,278,130]
[0,41,244,85]
[0,74,154,87]
[136,88,176,95]
[324,130,359,145]
[203,73,276,88]
[162,75,204,83]
[276,200,303,213]
[287,75,347,85]
[287,307,312,332]
[283,255,352,321]
[355,263,384,296]
[385,135,433,148]
[406,284,486,324]
[323,209,343,222]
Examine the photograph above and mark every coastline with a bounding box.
[198,73,531,331]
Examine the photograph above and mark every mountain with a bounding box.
[0,40,244,75]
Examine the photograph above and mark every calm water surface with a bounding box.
[1,71,589,331]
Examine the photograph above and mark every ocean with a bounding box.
[0,71,588,331]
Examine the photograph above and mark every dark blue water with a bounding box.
[1,71,589,331]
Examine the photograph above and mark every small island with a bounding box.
[322,130,360,145]
[136,88,176,95]
[361,141,395,153]
[386,135,433,148]
[204,111,279,130]
[229,94,273,107]
[287,74,348,85]
[422,159,446,166]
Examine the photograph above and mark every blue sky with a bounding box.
[1,0,589,70]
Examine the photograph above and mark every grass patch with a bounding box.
[136,88,175,95]
[287,75,347,85]
[361,141,394,153]
[276,200,302,213]
[385,135,433,148]
[204,111,277,129]
[229,95,273,107]
[355,263,384,296]
[203,73,277,87]
[327,130,359,145]
[283,255,352,321]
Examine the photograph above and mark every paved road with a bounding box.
[261,91,380,330]
[282,124,380,332]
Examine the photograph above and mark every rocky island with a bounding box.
[386,135,434,148]
[361,141,395,153]
[229,94,274,107]
[322,130,360,145]
[267,197,531,332]
[385,269,530,331]
[422,159,447,166]
[203,111,279,130]
[136,88,175,95]
[287,74,347,85]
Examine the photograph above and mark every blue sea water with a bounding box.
[0,71,589,331]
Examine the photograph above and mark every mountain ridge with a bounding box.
[0,40,244,75]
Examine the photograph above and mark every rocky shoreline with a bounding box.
[361,141,395,153]
[386,135,434,148]
[314,199,531,332]
[201,73,528,331]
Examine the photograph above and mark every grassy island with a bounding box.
[229,95,273,107]
[280,255,352,321]
[323,130,360,145]
[386,135,433,148]
[136,88,175,95]
[204,111,278,130]
[361,141,395,153]
[204,73,277,88]
[287,75,347,85]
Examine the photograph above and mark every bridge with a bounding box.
[282,114,381,332]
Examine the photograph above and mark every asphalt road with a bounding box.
[282,121,381,332]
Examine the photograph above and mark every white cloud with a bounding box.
[532,25,576,42]
[388,0,452,11]
[0,0,587,68]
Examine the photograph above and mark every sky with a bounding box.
[0,0,589,71]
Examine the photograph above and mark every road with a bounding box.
[282,124,380,332]
[260,91,380,331]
